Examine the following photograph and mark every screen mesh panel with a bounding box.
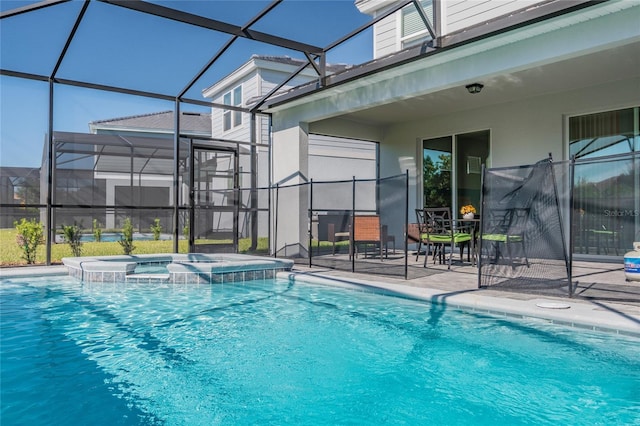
[273,175,409,278]
[479,157,571,296]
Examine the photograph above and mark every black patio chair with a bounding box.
[481,207,530,269]
[421,207,473,269]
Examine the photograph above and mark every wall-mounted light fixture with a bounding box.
[465,83,484,94]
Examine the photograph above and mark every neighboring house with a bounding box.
[263,0,640,258]
[49,111,211,231]
[201,54,378,185]
[79,56,379,239]
[0,166,41,227]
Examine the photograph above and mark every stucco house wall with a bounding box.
[379,77,639,210]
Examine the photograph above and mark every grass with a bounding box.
[0,228,269,267]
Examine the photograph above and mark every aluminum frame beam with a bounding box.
[101,0,323,55]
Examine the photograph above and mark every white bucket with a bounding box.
[624,242,640,282]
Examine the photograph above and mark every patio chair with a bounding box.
[481,208,530,269]
[327,223,351,255]
[421,207,473,269]
[350,215,390,260]
[318,212,350,255]
[413,209,441,264]
[407,220,429,262]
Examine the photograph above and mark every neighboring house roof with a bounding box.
[89,110,211,136]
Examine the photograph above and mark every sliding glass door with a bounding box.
[423,136,452,208]
[422,130,489,215]
[456,131,489,214]
[570,107,639,258]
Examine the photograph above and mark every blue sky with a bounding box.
[0,0,374,167]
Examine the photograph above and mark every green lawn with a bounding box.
[0,228,269,266]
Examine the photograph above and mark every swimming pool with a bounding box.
[1,276,638,425]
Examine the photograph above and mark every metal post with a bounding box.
[548,154,572,297]
[233,148,240,253]
[477,164,486,288]
[173,100,180,253]
[636,152,640,244]
[568,155,576,297]
[188,142,195,252]
[404,170,409,280]
[268,115,273,256]
[274,183,279,258]
[250,113,258,251]
[309,179,313,268]
[351,176,356,273]
[46,79,54,265]
[433,0,442,47]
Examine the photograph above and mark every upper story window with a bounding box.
[400,0,433,49]
[223,85,242,131]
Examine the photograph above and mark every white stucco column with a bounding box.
[271,121,310,257]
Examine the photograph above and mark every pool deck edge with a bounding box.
[281,270,640,337]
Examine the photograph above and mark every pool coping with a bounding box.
[60,253,294,284]
[280,270,640,337]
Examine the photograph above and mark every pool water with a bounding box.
[1,276,638,425]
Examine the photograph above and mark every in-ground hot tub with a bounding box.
[62,253,294,284]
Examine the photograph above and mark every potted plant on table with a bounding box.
[460,204,476,220]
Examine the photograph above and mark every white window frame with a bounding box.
[222,85,243,132]
[397,0,432,50]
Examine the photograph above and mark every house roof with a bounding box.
[201,54,352,100]
[89,110,211,136]
[250,55,350,74]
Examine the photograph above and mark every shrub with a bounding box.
[92,219,102,242]
[61,223,83,257]
[183,219,189,240]
[14,218,44,264]
[119,218,135,255]
[151,218,162,241]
